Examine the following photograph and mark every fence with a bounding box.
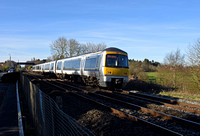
[16,81,24,136]
[20,75,95,136]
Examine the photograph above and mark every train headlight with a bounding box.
[107,71,111,74]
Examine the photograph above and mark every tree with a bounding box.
[164,49,185,66]
[187,39,200,66]
[68,39,80,57]
[159,49,185,88]
[187,39,200,92]
[50,37,68,60]
[50,37,107,60]
[85,42,106,53]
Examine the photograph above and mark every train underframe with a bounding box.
[41,72,126,89]
[55,73,99,87]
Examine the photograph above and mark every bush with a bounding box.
[137,72,148,81]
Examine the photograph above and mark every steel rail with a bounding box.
[89,92,200,129]
[118,91,200,114]
[49,79,200,115]
[97,90,200,115]
[121,90,200,109]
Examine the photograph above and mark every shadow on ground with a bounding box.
[1,72,20,83]
[123,79,174,94]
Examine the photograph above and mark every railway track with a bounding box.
[32,72,200,115]
[55,78,200,116]
[121,90,200,114]
[24,72,200,135]
[44,79,182,135]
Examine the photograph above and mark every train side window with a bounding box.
[96,55,100,67]
[50,63,54,70]
[45,64,50,70]
[57,62,62,70]
[74,59,81,69]
[63,60,70,70]
[63,59,81,70]
[85,57,97,69]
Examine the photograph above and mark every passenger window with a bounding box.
[57,62,62,70]
[63,59,81,70]
[45,64,50,70]
[50,63,54,70]
[85,57,97,69]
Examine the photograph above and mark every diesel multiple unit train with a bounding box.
[32,47,129,88]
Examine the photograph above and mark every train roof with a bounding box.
[33,47,127,65]
[103,47,127,54]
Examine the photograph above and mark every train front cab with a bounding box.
[101,49,129,88]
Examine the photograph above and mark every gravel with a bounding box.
[62,92,160,136]
[80,92,200,136]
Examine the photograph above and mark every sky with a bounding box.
[0,0,200,63]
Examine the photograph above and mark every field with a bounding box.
[145,72,200,102]
[145,72,158,83]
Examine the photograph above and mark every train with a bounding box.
[32,47,129,88]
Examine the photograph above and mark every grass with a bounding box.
[145,72,158,83]
[159,91,200,102]
[145,72,200,102]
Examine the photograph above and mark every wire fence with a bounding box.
[20,75,95,136]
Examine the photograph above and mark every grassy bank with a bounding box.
[159,91,200,102]
[146,72,158,83]
[144,72,200,102]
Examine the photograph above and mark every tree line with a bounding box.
[129,59,160,80]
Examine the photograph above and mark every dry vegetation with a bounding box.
[128,39,200,100]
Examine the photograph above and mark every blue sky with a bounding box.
[0,0,200,63]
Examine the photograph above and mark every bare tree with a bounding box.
[85,42,106,53]
[187,39,200,66]
[50,37,107,60]
[50,37,68,60]
[79,44,88,54]
[68,39,80,57]
[162,49,185,88]
[96,43,107,51]
[187,39,200,92]
[164,49,185,66]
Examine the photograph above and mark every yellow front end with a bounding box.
[104,67,129,77]
[101,51,129,88]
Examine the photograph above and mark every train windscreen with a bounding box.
[106,54,128,68]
